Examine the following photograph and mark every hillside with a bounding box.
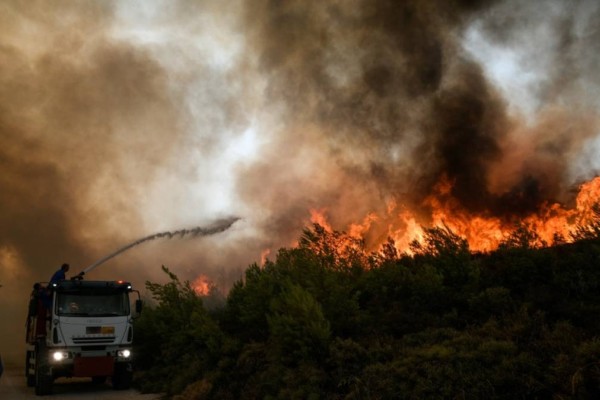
[133,223,600,399]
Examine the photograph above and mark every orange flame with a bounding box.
[310,208,333,232]
[260,248,271,265]
[309,176,600,254]
[192,274,214,296]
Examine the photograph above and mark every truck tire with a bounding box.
[112,363,132,390]
[26,351,35,387]
[34,346,53,396]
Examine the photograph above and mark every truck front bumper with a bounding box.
[73,356,115,377]
[48,348,132,378]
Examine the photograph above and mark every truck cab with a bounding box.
[26,280,142,395]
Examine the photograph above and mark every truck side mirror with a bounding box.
[135,299,143,314]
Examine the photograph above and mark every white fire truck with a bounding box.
[25,279,142,395]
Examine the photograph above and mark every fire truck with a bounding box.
[25,279,142,395]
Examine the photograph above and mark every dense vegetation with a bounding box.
[133,220,600,399]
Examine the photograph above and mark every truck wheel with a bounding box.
[25,351,35,387]
[112,363,132,390]
[34,348,53,396]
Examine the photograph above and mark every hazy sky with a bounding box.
[1,0,599,360]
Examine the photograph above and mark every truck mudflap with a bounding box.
[73,356,114,377]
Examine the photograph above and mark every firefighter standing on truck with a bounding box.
[50,263,70,283]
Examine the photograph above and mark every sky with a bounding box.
[1,0,600,361]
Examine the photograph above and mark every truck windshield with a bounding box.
[56,293,129,317]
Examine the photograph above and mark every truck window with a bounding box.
[56,292,129,316]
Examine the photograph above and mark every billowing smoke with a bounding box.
[1,0,599,361]
[238,0,600,235]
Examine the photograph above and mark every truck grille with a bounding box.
[72,336,116,344]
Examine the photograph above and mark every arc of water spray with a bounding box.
[79,216,240,276]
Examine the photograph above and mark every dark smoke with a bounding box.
[238,0,600,231]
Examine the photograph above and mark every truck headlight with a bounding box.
[117,349,131,358]
[52,351,69,361]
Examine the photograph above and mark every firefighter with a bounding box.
[30,283,51,311]
[49,263,70,283]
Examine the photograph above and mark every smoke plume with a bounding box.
[238,0,600,232]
